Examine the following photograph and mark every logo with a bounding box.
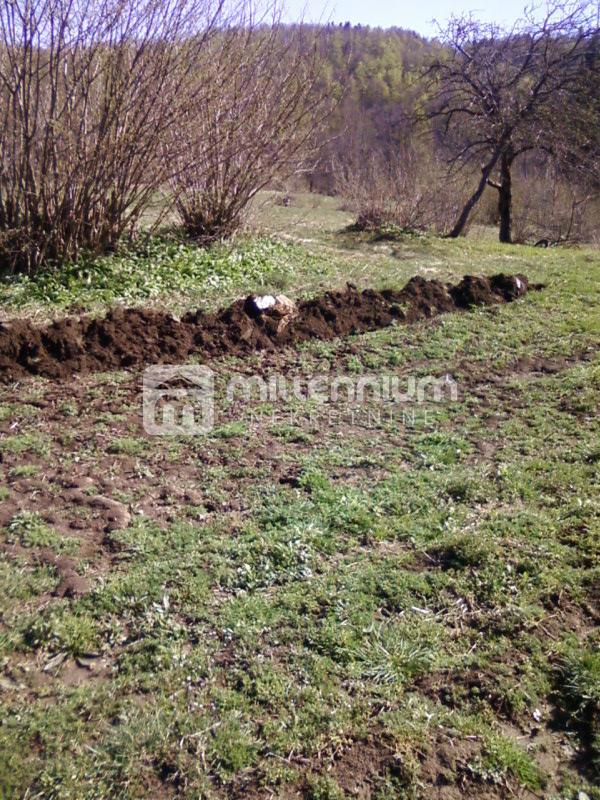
[142,364,458,436]
[143,365,214,435]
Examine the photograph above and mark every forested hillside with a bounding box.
[304,21,600,245]
[302,24,433,189]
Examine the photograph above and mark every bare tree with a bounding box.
[165,12,331,242]
[0,0,225,274]
[428,2,600,242]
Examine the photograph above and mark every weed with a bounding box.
[5,512,79,554]
[107,437,149,456]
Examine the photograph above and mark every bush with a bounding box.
[166,22,329,242]
[0,0,224,274]
[334,148,470,236]
[511,167,600,245]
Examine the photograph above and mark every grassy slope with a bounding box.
[0,193,599,799]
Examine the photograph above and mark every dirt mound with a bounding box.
[0,273,536,382]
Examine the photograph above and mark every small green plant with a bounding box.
[0,433,50,456]
[210,422,247,439]
[107,437,149,456]
[22,608,99,656]
[9,464,40,478]
[355,623,437,685]
[269,423,313,443]
[206,716,257,778]
[427,533,493,569]
[478,733,544,790]
[556,646,600,774]
[306,774,345,800]
[58,400,78,416]
[6,512,78,554]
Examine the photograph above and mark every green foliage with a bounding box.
[306,774,345,800]
[5,512,79,554]
[223,528,316,592]
[0,432,50,456]
[106,436,149,456]
[8,464,40,478]
[21,607,99,656]
[0,556,57,610]
[354,622,437,685]
[559,649,600,720]
[556,645,600,774]
[0,235,315,311]
[475,733,544,790]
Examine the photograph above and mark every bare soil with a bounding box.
[0,274,536,382]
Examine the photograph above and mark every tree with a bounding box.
[428,2,600,243]
[0,0,225,274]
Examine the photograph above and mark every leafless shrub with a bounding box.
[165,12,331,243]
[511,169,600,244]
[334,148,469,235]
[0,0,224,274]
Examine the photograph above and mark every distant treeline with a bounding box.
[305,24,434,190]
[299,19,600,245]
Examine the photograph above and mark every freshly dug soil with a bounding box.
[0,273,537,382]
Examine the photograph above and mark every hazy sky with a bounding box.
[284,0,538,35]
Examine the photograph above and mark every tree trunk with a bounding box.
[448,148,502,238]
[497,150,512,243]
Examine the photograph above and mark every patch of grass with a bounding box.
[5,511,79,555]
[20,607,99,656]
[8,464,40,478]
[0,235,319,314]
[58,400,78,416]
[555,644,600,775]
[427,533,494,570]
[0,556,57,610]
[0,432,50,456]
[478,733,545,790]
[210,421,248,439]
[0,402,40,421]
[269,423,313,443]
[354,621,438,685]
[306,774,345,800]
[106,436,149,456]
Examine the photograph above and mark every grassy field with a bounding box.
[0,193,599,799]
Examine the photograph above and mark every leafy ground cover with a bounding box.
[0,192,598,798]
[0,235,319,320]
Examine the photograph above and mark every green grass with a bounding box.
[5,511,80,555]
[0,194,599,798]
[0,432,50,457]
[3,190,598,322]
[106,436,150,456]
[0,234,319,317]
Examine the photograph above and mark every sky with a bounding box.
[283,0,540,36]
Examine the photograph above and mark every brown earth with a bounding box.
[0,273,537,382]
